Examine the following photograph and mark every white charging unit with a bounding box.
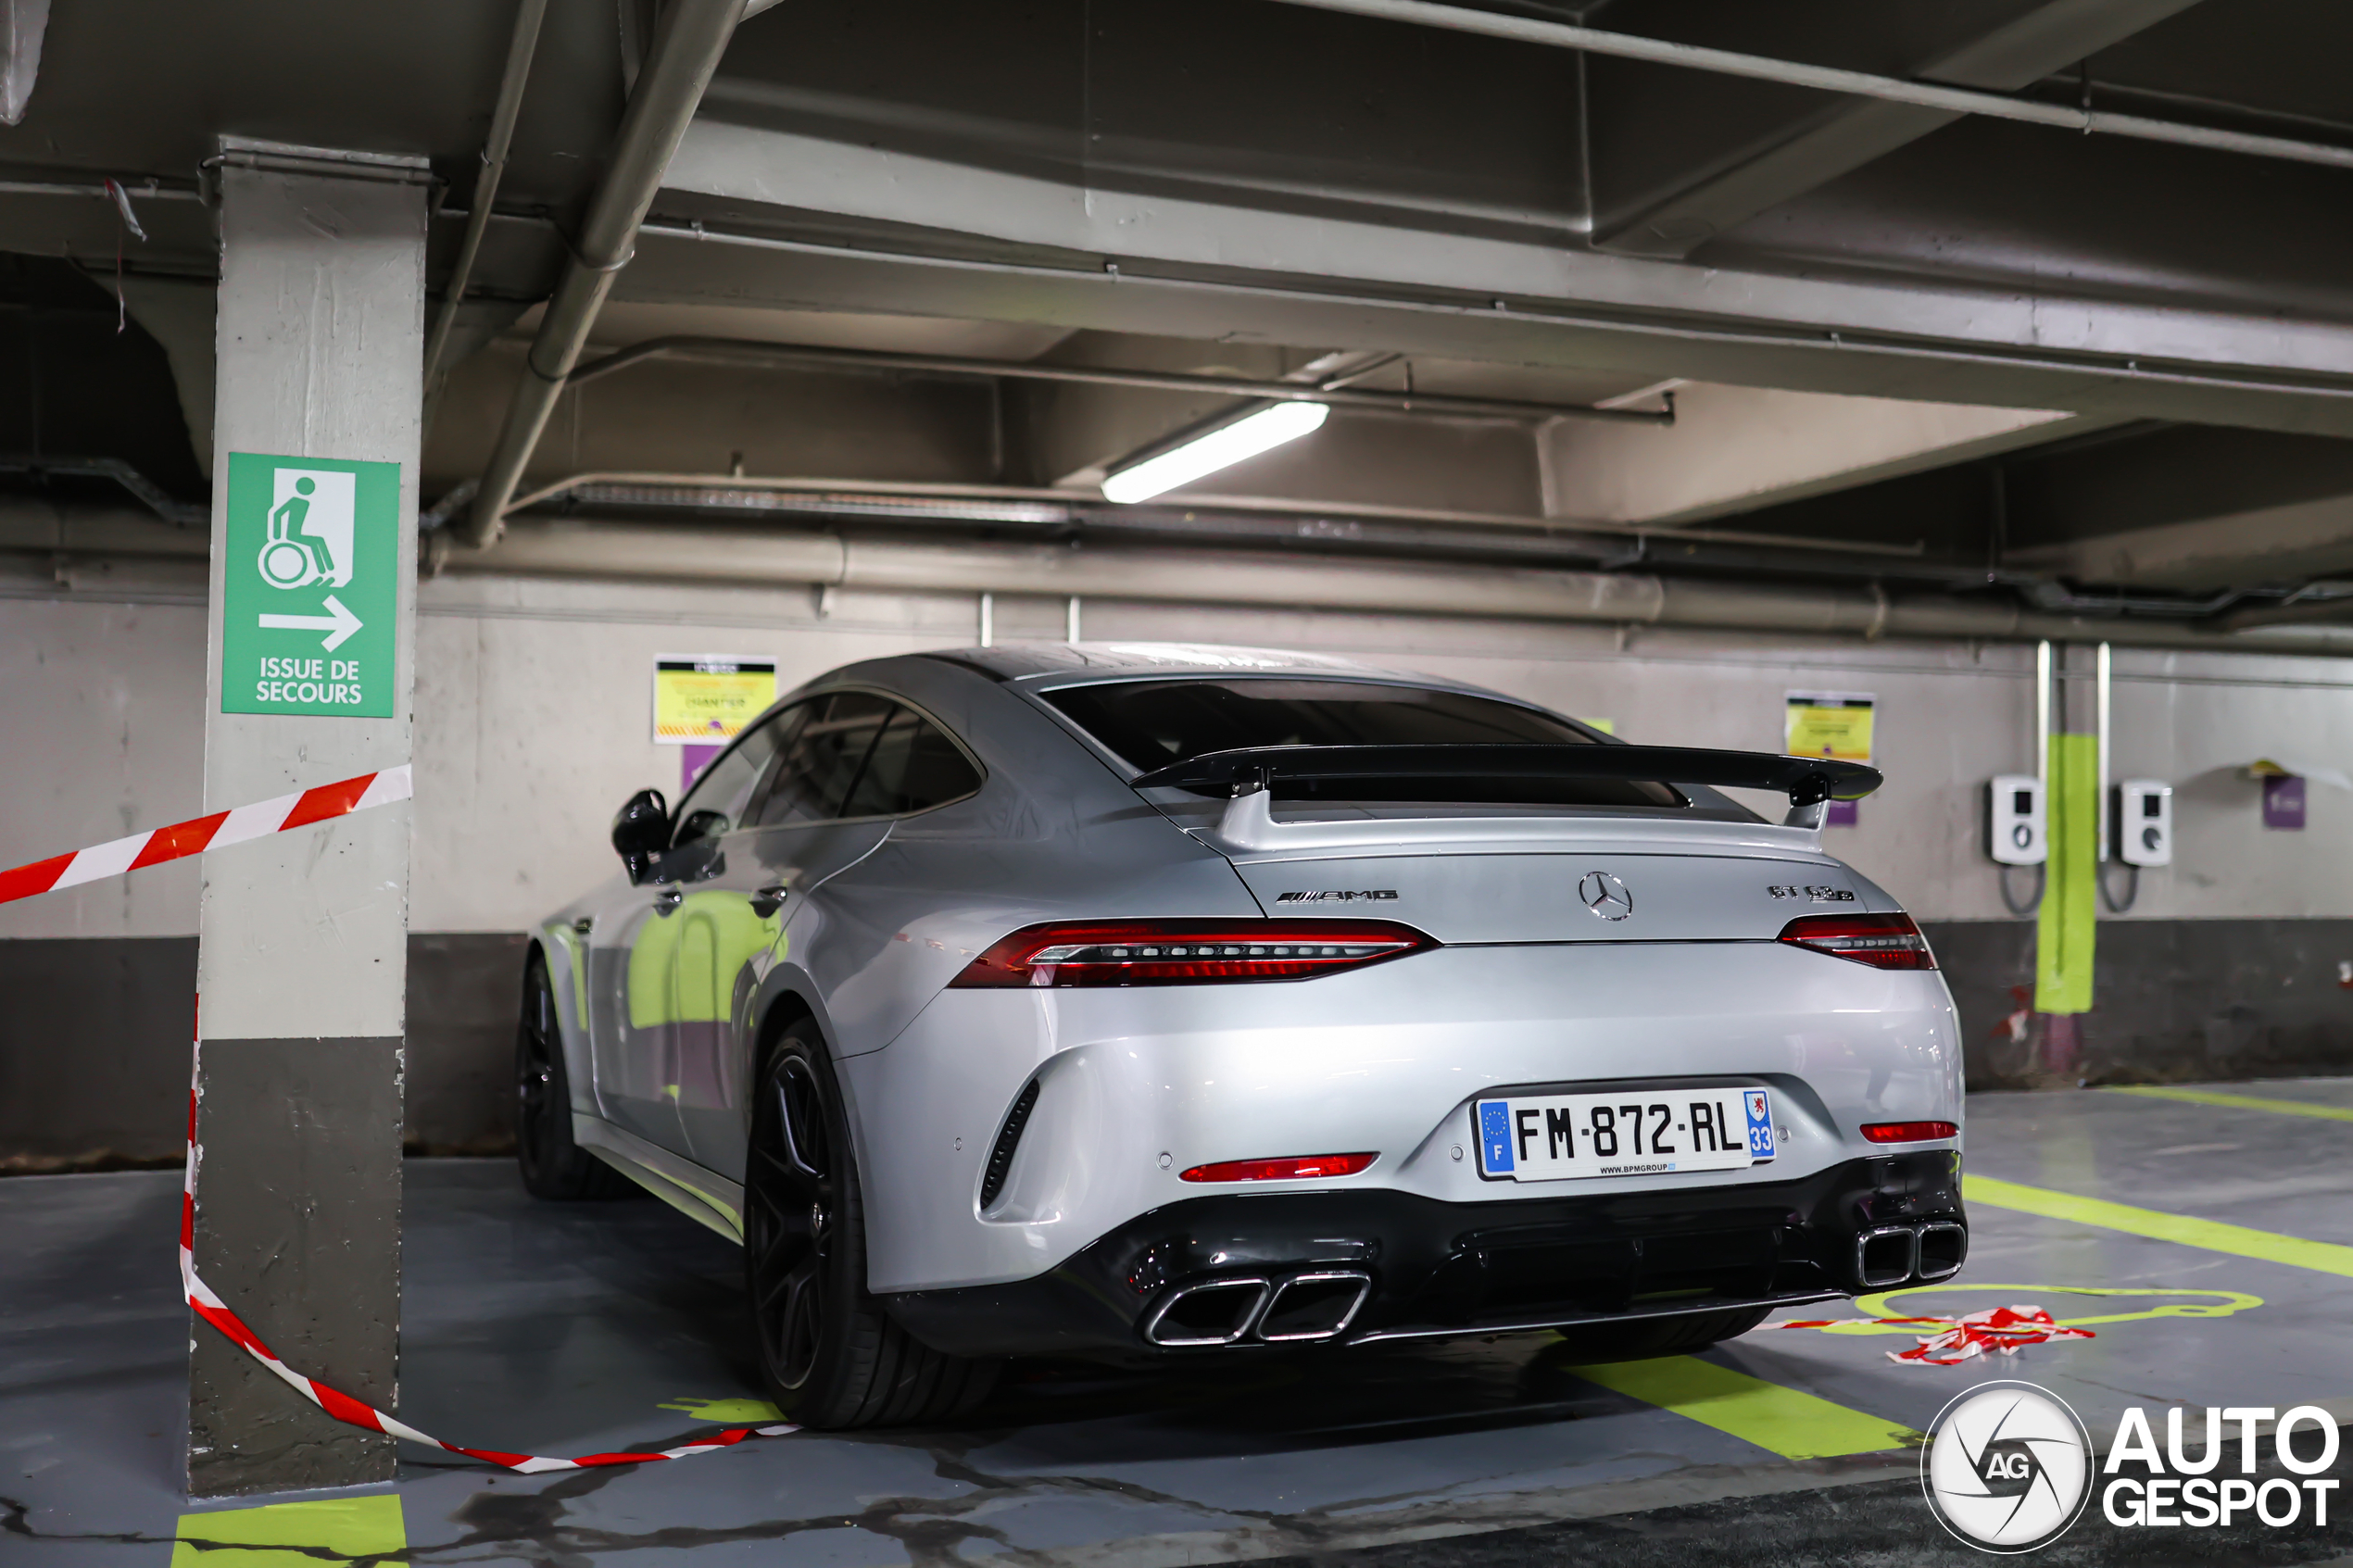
[1985,775,2046,865]
[2114,779,2172,866]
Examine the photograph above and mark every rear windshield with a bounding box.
[1040,678,1680,808]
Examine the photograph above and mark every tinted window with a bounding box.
[755,692,897,825]
[1042,678,1677,808]
[837,708,983,818]
[670,709,796,847]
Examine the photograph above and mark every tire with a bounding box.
[743,1018,1000,1429]
[1554,1304,1774,1364]
[515,954,635,1200]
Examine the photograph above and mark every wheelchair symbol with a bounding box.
[258,470,357,590]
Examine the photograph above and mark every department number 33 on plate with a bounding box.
[1475,1087,1777,1181]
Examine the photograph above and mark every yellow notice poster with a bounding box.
[653,655,777,745]
[1784,691,1876,763]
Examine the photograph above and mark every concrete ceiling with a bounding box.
[9,0,2353,633]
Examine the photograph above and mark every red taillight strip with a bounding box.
[1179,1152,1378,1183]
[1776,912,1937,971]
[1860,1121,1959,1143]
[949,920,1435,988]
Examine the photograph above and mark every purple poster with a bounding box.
[2262,773,2306,831]
[682,742,724,796]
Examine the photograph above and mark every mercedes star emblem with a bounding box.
[1579,870,1633,921]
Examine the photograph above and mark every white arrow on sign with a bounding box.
[258,595,364,652]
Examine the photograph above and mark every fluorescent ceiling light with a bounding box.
[1100,401,1330,504]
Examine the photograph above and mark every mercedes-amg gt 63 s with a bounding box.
[519,643,1965,1428]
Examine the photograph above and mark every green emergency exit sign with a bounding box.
[220,452,401,718]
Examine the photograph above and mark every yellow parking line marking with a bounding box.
[1573,1355,1915,1459]
[2104,1085,2353,1123]
[173,1494,404,1566]
[1966,1174,2353,1278]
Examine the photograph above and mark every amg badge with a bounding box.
[1276,889,1399,903]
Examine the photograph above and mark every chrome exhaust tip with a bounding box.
[1257,1271,1372,1342]
[1856,1224,1919,1289]
[1142,1277,1270,1346]
[1915,1221,1968,1281]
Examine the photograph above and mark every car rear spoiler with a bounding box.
[1128,743,1882,806]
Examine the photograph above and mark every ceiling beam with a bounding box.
[1587,0,2208,257]
[641,124,2353,439]
[1541,382,2101,526]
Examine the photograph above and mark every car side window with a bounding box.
[755,692,897,826]
[670,707,799,849]
[837,707,983,817]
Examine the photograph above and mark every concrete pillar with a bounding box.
[187,139,428,1498]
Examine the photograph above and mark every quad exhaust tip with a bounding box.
[1916,1220,1968,1281]
[1142,1271,1372,1347]
[1856,1221,1968,1289]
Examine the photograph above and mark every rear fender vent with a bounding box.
[978,1077,1042,1210]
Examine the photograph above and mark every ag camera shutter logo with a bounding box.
[1923,1381,2094,1552]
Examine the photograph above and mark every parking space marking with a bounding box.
[1966,1174,2353,1277]
[173,1494,405,1566]
[2104,1085,2353,1123]
[1572,1354,1914,1460]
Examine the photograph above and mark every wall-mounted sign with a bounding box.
[2263,773,2307,831]
[220,453,402,717]
[653,656,776,746]
[1785,690,1875,827]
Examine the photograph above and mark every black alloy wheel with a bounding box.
[744,1018,1000,1428]
[746,1046,836,1390]
[515,954,633,1199]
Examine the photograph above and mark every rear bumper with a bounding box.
[882,1148,1963,1361]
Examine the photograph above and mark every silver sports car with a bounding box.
[519,643,1965,1429]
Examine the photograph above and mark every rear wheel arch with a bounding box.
[748,988,880,1227]
[752,988,818,1077]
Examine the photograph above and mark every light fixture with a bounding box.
[1100,401,1330,504]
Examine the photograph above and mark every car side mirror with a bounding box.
[611,788,670,883]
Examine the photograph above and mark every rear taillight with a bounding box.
[1181,1152,1378,1183]
[1860,1121,1959,1143]
[948,919,1434,988]
[1777,912,1937,971]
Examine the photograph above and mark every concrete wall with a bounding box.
[8,565,2353,1161]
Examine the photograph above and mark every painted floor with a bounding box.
[6,1083,2353,1565]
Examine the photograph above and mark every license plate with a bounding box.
[1474,1086,1776,1181]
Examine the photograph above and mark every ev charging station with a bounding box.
[2114,779,2174,867]
[1988,643,2171,919]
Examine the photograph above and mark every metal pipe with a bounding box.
[2211,583,2353,633]
[422,0,550,385]
[456,0,743,549]
[427,517,2353,658]
[563,335,1676,425]
[2096,642,2111,863]
[490,469,1913,556]
[2035,641,2051,791]
[1264,0,2353,174]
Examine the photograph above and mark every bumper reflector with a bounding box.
[1179,1152,1378,1184]
[1859,1121,1959,1143]
[950,919,1432,987]
[1776,911,1936,970]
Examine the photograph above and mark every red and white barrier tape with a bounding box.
[1770,1303,2095,1365]
[6,771,795,1467]
[181,1035,799,1471]
[0,767,415,906]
